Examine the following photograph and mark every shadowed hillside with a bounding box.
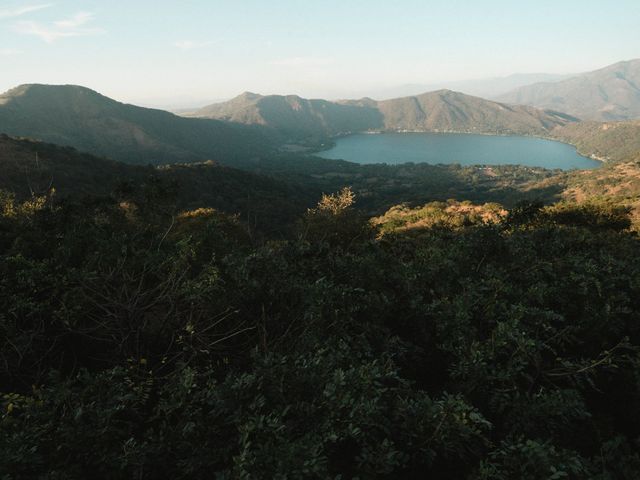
[0,133,569,228]
[2,182,640,478]
[0,135,313,232]
[0,84,276,165]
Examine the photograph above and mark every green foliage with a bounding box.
[374,200,506,234]
[477,438,591,479]
[554,120,640,162]
[546,201,632,231]
[0,136,315,235]
[1,189,640,478]
[301,187,373,248]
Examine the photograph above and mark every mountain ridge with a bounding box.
[191,88,578,141]
[497,59,640,121]
[369,72,573,100]
[0,84,276,165]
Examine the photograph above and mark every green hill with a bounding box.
[192,89,577,141]
[497,59,640,121]
[552,120,640,162]
[0,84,276,165]
[0,135,313,231]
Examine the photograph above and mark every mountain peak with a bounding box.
[237,91,263,100]
[1,84,112,108]
[497,59,640,121]
[410,89,465,99]
[6,83,101,96]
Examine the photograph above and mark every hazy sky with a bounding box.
[1,0,639,106]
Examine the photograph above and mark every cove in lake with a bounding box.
[316,133,600,170]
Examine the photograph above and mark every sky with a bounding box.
[0,0,639,107]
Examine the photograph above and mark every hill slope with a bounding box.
[373,90,575,134]
[552,120,640,162]
[192,90,577,140]
[497,59,640,121]
[372,73,572,102]
[0,84,275,165]
[0,135,313,230]
[192,92,382,140]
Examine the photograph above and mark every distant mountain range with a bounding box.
[372,73,572,100]
[0,84,275,165]
[2,59,639,169]
[191,89,577,140]
[497,59,640,121]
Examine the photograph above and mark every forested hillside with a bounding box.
[2,187,640,478]
[553,120,640,162]
[0,135,313,232]
[0,133,568,222]
[2,100,640,479]
[2,1,639,477]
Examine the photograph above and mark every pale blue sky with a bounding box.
[1,0,638,106]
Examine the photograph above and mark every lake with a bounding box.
[316,133,600,170]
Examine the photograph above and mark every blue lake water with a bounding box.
[316,133,600,170]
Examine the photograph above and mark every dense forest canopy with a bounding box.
[1,176,640,478]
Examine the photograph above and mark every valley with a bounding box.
[2,19,640,475]
[2,60,640,229]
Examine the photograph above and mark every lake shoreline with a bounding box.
[312,131,601,171]
[305,129,605,167]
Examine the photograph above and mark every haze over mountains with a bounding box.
[372,73,572,101]
[192,89,576,141]
[498,59,640,121]
[0,83,577,166]
[0,58,639,170]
